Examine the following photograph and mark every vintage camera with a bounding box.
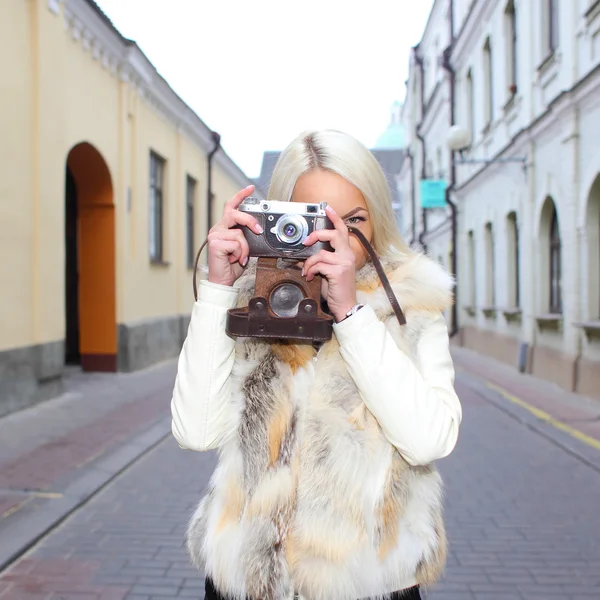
[226,199,335,342]
[237,198,333,259]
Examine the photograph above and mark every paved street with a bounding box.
[1,350,600,599]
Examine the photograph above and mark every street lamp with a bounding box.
[446,125,527,171]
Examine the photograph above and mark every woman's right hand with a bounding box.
[207,185,264,287]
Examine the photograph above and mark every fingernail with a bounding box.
[246,184,254,190]
[255,225,264,234]
[301,267,305,276]
[242,257,249,266]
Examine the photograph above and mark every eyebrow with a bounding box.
[341,207,368,220]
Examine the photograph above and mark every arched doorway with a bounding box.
[65,142,117,372]
[585,174,600,319]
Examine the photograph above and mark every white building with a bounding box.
[400,0,455,325]
[401,0,600,399]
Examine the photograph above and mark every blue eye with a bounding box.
[347,216,366,225]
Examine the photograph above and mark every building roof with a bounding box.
[252,151,282,196]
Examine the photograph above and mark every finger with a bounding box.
[224,185,255,212]
[325,205,351,236]
[302,228,348,250]
[302,249,342,276]
[225,210,264,235]
[210,237,244,265]
[208,229,250,265]
[305,261,340,283]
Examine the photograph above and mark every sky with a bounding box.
[94,0,434,178]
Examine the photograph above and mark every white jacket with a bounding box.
[171,279,461,467]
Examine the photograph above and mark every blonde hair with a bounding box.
[267,129,413,259]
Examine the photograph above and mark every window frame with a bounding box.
[549,207,562,313]
[483,37,493,127]
[186,175,197,269]
[149,151,166,263]
[505,0,518,93]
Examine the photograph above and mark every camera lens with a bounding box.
[270,283,304,318]
[284,223,297,238]
[275,215,308,245]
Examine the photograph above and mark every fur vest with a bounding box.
[187,253,454,600]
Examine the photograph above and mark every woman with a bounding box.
[171,130,461,600]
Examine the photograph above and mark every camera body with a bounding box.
[237,198,333,259]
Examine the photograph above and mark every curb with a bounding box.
[457,370,600,474]
[0,416,171,573]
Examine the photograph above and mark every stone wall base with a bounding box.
[459,325,521,369]
[459,325,600,402]
[117,315,190,372]
[574,356,600,401]
[0,315,192,418]
[529,344,577,392]
[0,341,64,418]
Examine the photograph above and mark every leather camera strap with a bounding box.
[192,230,407,327]
[347,226,407,326]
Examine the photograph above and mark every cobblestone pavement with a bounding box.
[1,355,600,599]
[0,361,177,570]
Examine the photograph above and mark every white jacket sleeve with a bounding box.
[170,280,240,451]
[333,305,462,466]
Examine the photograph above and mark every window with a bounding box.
[467,230,476,306]
[466,69,475,142]
[549,206,562,313]
[484,222,495,306]
[507,212,520,307]
[544,0,559,54]
[483,38,493,126]
[505,0,517,93]
[186,176,197,269]
[149,152,165,262]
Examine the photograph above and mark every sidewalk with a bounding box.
[0,360,178,571]
[452,346,600,467]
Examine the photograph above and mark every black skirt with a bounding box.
[204,578,421,600]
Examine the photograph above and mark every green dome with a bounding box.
[374,101,405,149]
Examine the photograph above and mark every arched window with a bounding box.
[484,222,495,306]
[507,212,520,307]
[467,230,476,306]
[585,175,600,318]
[549,206,562,313]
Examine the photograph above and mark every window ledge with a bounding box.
[574,320,600,338]
[463,305,477,317]
[150,259,171,268]
[481,306,497,319]
[537,51,560,88]
[536,313,562,332]
[502,307,522,322]
[503,93,520,124]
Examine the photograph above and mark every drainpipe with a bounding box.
[206,131,221,234]
[407,149,417,246]
[442,1,459,338]
[414,46,428,252]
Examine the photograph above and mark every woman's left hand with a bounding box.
[301,206,357,322]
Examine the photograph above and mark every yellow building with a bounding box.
[0,0,258,416]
